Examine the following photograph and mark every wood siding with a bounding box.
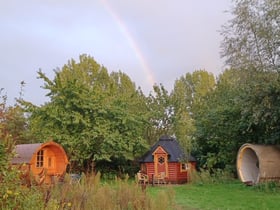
[142,162,190,184]
[139,136,196,184]
[13,141,68,185]
[145,162,155,182]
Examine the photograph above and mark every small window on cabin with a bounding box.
[181,163,188,172]
[36,150,44,168]
[158,156,165,164]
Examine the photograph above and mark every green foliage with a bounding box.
[0,140,8,173]
[188,168,235,185]
[0,91,44,210]
[221,0,280,72]
[194,70,248,170]
[0,186,44,210]
[4,105,30,144]
[239,72,280,144]
[95,157,140,180]
[145,84,174,145]
[0,136,22,210]
[0,89,30,144]
[171,70,215,158]
[0,91,21,190]
[194,69,280,172]
[194,0,280,173]
[21,55,149,171]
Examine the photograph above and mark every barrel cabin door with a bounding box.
[45,149,55,174]
[43,148,56,184]
[153,146,168,178]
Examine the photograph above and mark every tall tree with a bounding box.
[0,89,29,144]
[171,70,215,158]
[221,0,280,72]
[145,84,173,145]
[220,0,280,145]
[211,0,280,173]
[194,69,280,172]
[0,91,22,199]
[194,70,246,171]
[238,71,280,144]
[21,55,148,171]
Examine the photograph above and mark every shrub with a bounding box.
[188,168,234,185]
[0,134,44,210]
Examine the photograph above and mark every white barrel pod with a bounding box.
[237,143,280,184]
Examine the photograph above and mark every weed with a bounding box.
[253,181,280,193]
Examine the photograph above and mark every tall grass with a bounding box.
[1,169,174,210]
[2,169,280,210]
[43,172,174,210]
[252,181,280,193]
[188,168,235,184]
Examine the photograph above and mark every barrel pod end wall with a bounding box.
[237,143,280,185]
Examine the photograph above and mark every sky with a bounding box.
[0,0,232,106]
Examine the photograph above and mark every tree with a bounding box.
[0,90,14,167]
[237,71,280,144]
[194,69,280,172]
[171,70,215,159]
[194,70,246,171]
[144,84,174,145]
[221,0,280,72]
[0,90,22,194]
[21,55,148,172]
[212,0,280,173]
[0,88,29,144]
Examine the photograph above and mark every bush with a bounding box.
[0,135,45,210]
[188,168,234,185]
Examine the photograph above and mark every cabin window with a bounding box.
[181,163,188,172]
[158,156,165,164]
[36,150,44,168]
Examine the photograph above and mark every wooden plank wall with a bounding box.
[143,162,188,184]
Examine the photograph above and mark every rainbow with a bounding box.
[100,0,156,88]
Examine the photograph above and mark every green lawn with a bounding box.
[148,181,280,210]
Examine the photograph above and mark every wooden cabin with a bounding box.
[11,141,68,185]
[139,136,196,184]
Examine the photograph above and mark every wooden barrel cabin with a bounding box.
[11,141,69,185]
[237,143,280,185]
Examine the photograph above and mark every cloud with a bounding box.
[0,0,232,105]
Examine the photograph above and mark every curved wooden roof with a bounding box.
[11,141,68,164]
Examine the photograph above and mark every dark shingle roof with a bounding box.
[140,136,196,163]
[11,143,42,164]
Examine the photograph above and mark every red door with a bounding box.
[157,155,166,175]
[153,146,168,178]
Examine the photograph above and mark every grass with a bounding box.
[148,181,280,210]
[2,169,280,210]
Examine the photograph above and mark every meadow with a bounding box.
[149,181,280,210]
[1,172,280,210]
